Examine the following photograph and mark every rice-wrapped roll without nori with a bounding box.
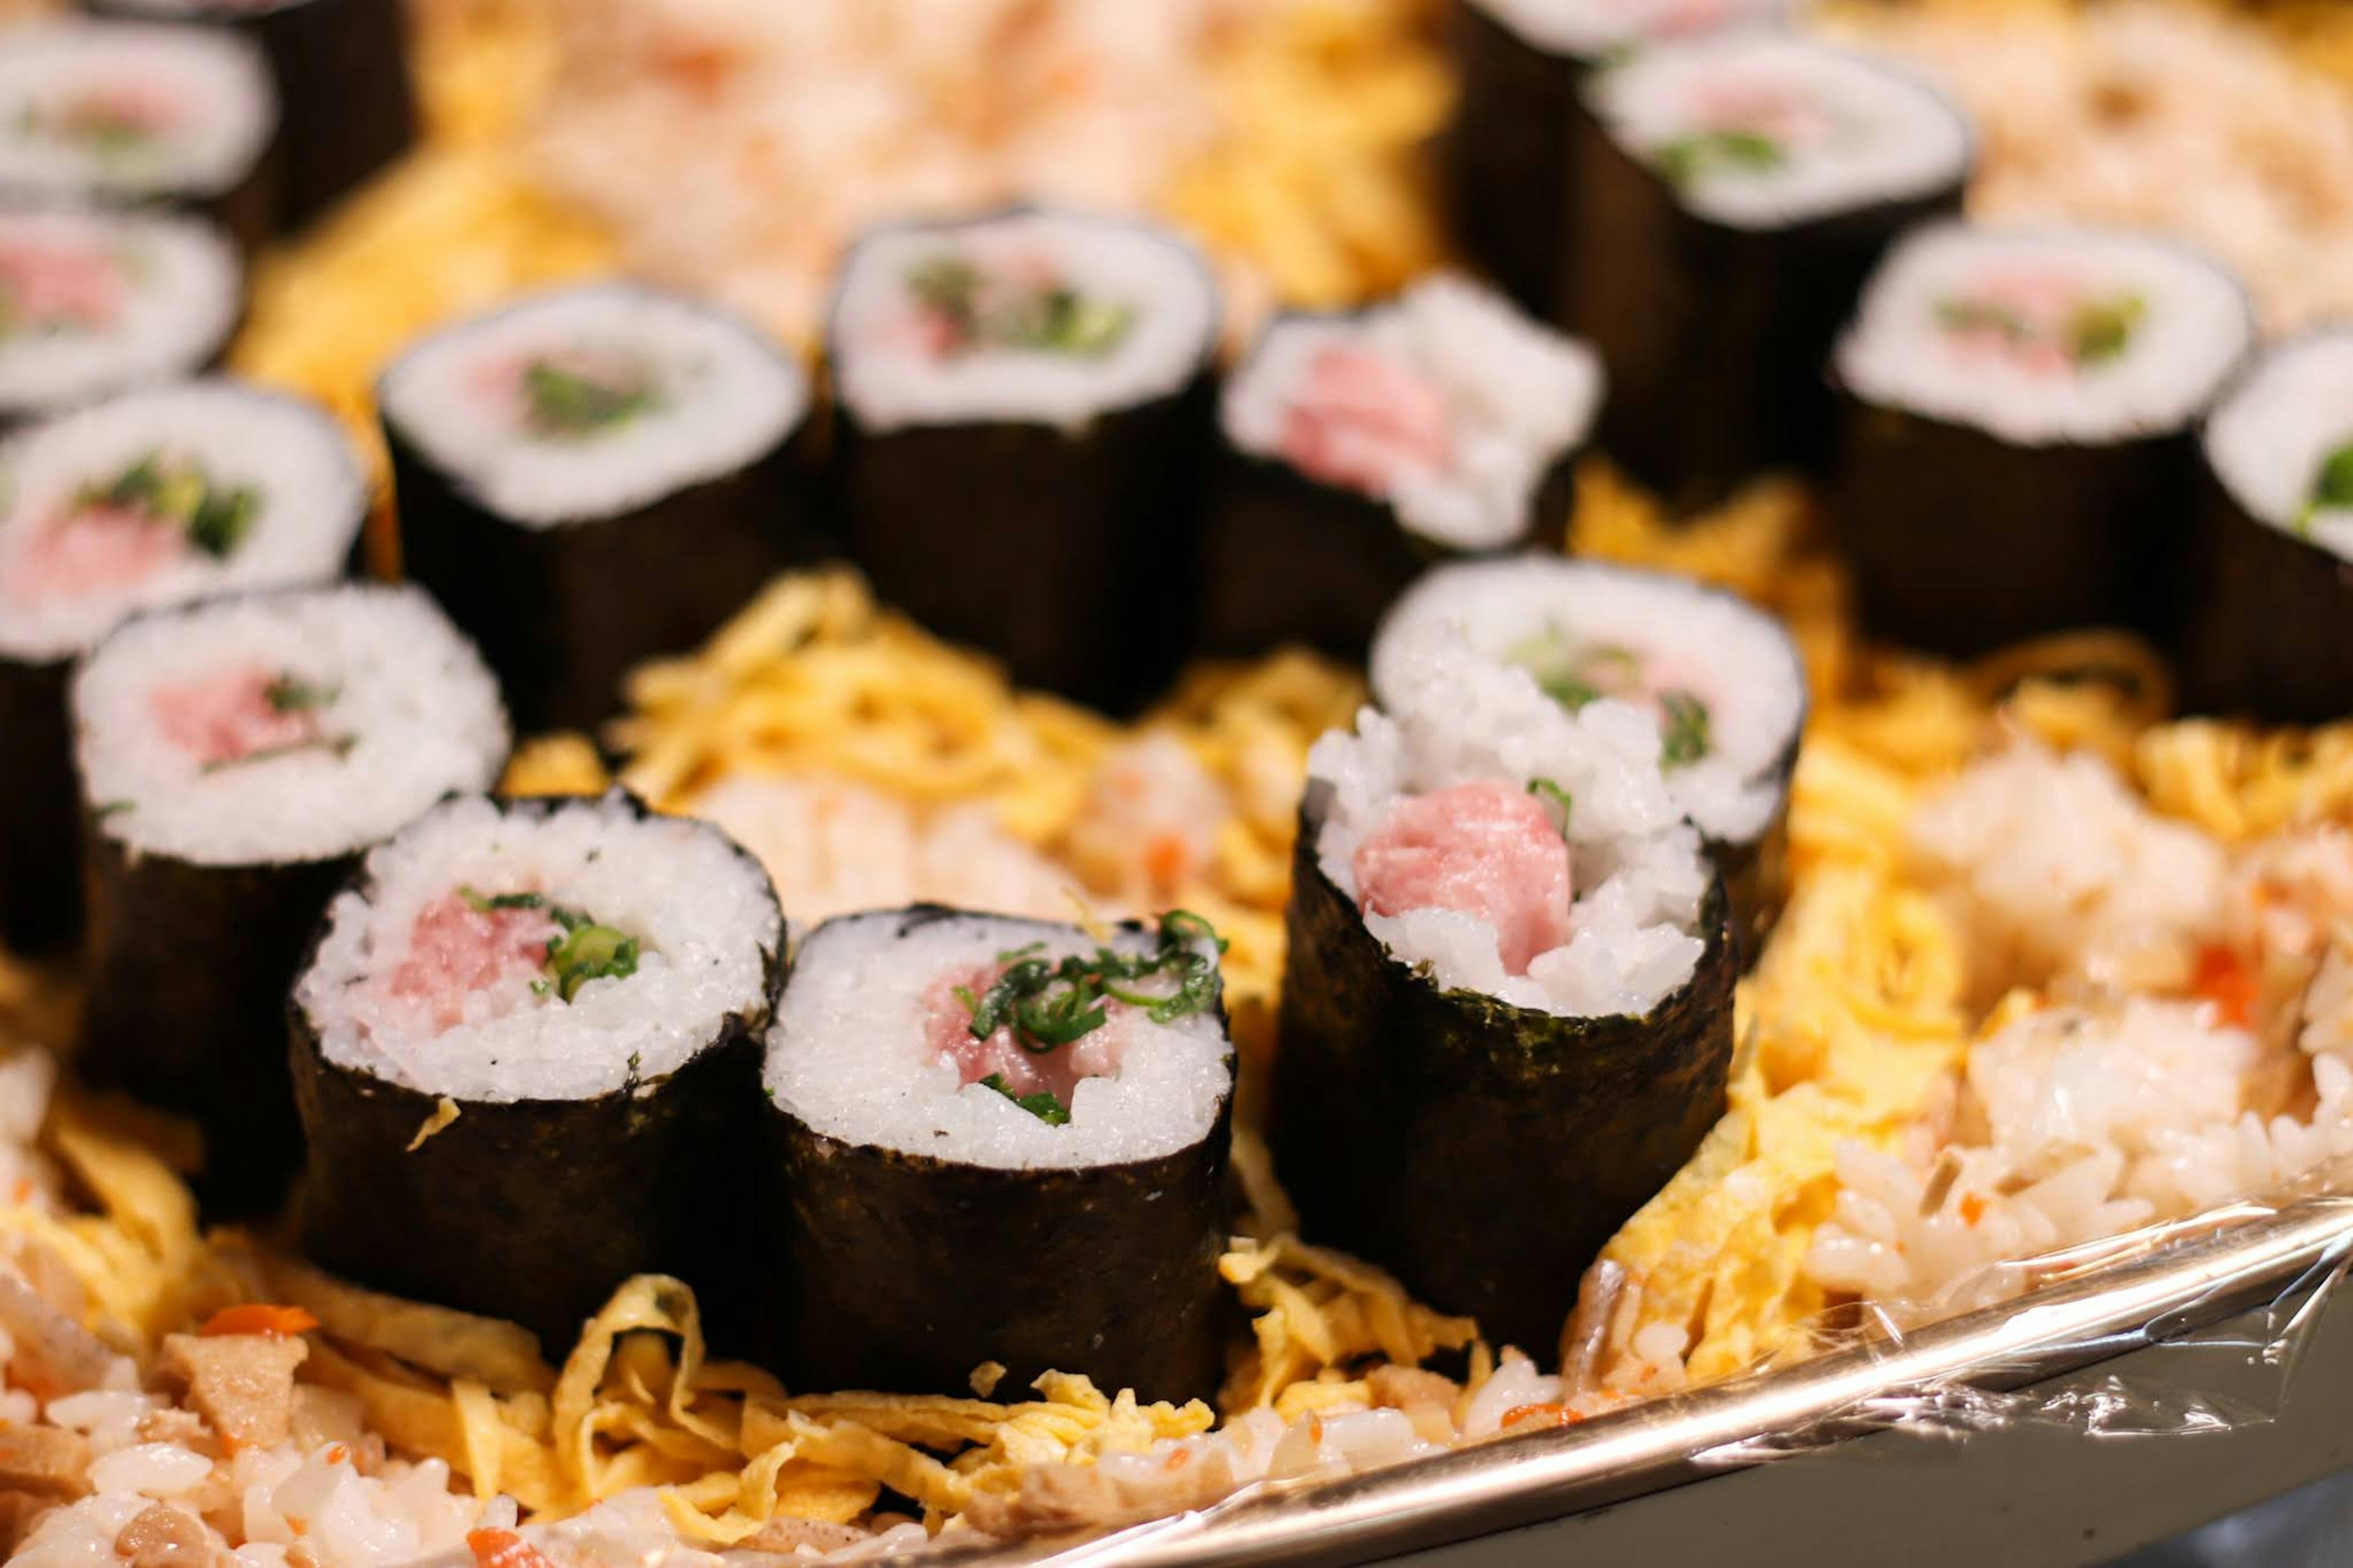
[1371,556,1805,956]
[74,583,508,1213]
[1443,0,1798,320]
[0,21,277,256]
[2184,329,2353,723]
[1199,274,1602,665]
[827,208,1219,713]
[1833,223,2255,656]
[382,282,821,735]
[293,792,782,1352]
[84,0,416,231]
[1272,657,1737,1360]
[763,906,1234,1403]
[1562,32,1970,510]
[0,379,363,955]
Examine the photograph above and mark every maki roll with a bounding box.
[0,21,276,255]
[382,282,820,735]
[1564,32,1971,508]
[1833,223,2255,656]
[763,906,1234,1402]
[827,207,1219,712]
[85,0,417,231]
[2184,328,2353,722]
[1272,657,1737,1359]
[74,583,508,1213]
[0,205,240,431]
[1200,274,1602,665]
[0,379,362,955]
[1443,0,1798,319]
[292,792,782,1351]
[1370,556,1805,955]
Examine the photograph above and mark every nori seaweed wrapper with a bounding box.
[2177,463,2353,724]
[1270,784,1737,1361]
[387,415,825,737]
[1440,4,1591,321]
[91,0,417,232]
[290,795,786,1354]
[1833,393,2200,658]
[760,907,1235,1404]
[832,376,1215,716]
[1192,433,1580,670]
[0,656,81,955]
[77,829,355,1214]
[1562,102,1963,513]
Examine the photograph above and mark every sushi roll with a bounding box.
[763,906,1234,1402]
[1370,556,1806,955]
[1442,0,1798,319]
[0,206,241,432]
[0,21,277,255]
[85,0,417,231]
[1833,224,2255,656]
[0,379,363,955]
[2183,328,2353,723]
[1272,657,1737,1359]
[827,207,1219,712]
[382,283,821,735]
[1563,32,1971,509]
[74,583,508,1213]
[292,792,782,1351]
[1199,274,1602,665]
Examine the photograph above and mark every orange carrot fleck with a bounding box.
[1959,1192,1988,1227]
[2192,943,2259,1031]
[199,1304,320,1338]
[1144,835,1189,887]
[468,1529,561,1568]
[1501,1403,1584,1430]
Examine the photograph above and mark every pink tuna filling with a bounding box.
[150,665,322,768]
[1,503,183,606]
[385,892,561,1034]
[0,240,124,336]
[923,963,1124,1106]
[1686,77,1826,145]
[1352,778,1575,976]
[1279,343,1452,498]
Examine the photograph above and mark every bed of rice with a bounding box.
[1471,0,1800,61]
[2202,327,2353,564]
[0,20,273,202]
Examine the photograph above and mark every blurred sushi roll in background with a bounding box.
[1200,274,1601,666]
[382,282,822,735]
[0,205,241,433]
[763,906,1235,1403]
[1565,32,1971,509]
[1371,555,1806,956]
[1272,654,1737,1360]
[1442,0,1800,320]
[0,21,278,256]
[1834,222,2255,656]
[828,207,1219,713]
[85,0,417,232]
[0,379,359,955]
[74,582,509,1212]
[2185,328,2353,723]
[292,791,781,1350]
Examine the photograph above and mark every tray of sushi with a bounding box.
[3,1,2353,1566]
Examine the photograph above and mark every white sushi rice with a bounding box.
[767,909,1232,1169]
[72,583,509,865]
[377,282,808,526]
[2203,327,2353,566]
[1833,221,2255,446]
[829,208,1218,434]
[0,21,274,202]
[0,206,238,422]
[1369,556,1804,847]
[0,379,366,661]
[1470,0,1800,61]
[1588,32,1970,231]
[298,792,783,1103]
[1221,274,1602,549]
[1311,655,1710,1018]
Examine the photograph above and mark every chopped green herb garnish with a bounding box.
[1658,687,1711,768]
[76,450,260,559]
[2295,439,2353,537]
[1526,776,1574,842]
[904,253,1135,359]
[197,734,357,773]
[2067,294,2146,366]
[459,885,548,913]
[91,798,134,818]
[522,358,659,440]
[1512,628,1644,714]
[960,910,1226,1061]
[1655,127,1784,189]
[263,674,339,713]
[979,1074,1071,1125]
[547,916,639,1002]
